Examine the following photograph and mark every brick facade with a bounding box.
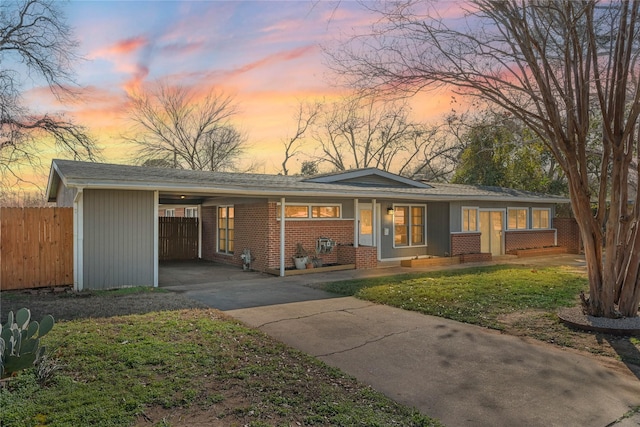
[202,201,371,271]
[337,245,378,269]
[450,232,481,256]
[504,229,556,253]
[554,217,582,254]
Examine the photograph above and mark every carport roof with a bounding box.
[46,159,569,204]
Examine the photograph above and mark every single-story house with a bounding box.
[46,159,574,291]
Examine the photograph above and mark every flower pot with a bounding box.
[293,256,308,270]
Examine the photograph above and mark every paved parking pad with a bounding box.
[228,297,640,427]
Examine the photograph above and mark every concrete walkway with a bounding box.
[166,255,640,426]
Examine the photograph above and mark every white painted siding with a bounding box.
[83,189,154,289]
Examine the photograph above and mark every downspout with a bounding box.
[354,199,359,248]
[280,197,286,277]
[153,191,159,288]
[73,188,84,292]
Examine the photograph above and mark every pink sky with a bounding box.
[23,1,457,179]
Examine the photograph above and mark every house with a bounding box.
[46,159,573,291]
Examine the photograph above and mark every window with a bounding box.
[218,206,234,254]
[411,206,425,245]
[532,208,550,229]
[462,207,478,232]
[164,209,175,217]
[508,208,528,229]
[284,205,309,218]
[277,203,341,219]
[394,205,426,247]
[185,207,198,218]
[312,205,340,218]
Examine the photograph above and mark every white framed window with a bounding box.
[277,203,342,219]
[218,206,234,254]
[507,208,528,229]
[393,204,426,247]
[185,207,198,218]
[164,209,175,217]
[462,207,479,232]
[532,208,551,229]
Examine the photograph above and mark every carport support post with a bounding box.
[354,199,359,248]
[280,197,286,277]
[153,191,159,287]
[73,188,84,291]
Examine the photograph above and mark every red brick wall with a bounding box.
[270,203,355,269]
[451,233,481,255]
[337,245,378,269]
[202,201,357,271]
[201,206,216,261]
[554,217,582,254]
[505,229,556,253]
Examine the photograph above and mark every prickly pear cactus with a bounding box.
[1,308,55,379]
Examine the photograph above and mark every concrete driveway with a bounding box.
[166,256,640,426]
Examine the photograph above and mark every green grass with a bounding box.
[323,265,587,329]
[0,309,439,427]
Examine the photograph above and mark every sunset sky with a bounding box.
[24,0,457,181]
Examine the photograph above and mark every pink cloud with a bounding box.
[90,36,148,59]
[221,45,318,81]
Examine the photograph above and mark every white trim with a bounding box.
[55,179,568,204]
[73,189,84,291]
[391,203,428,248]
[197,205,202,258]
[280,197,285,277]
[461,206,480,232]
[372,198,376,249]
[353,199,359,248]
[153,191,159,288]
[376,203,382,261]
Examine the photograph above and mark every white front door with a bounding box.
[358,203,373,246]
[480,210,504,256]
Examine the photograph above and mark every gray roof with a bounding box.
[47,159,569,203]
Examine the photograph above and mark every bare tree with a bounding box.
[309,95,457,179]
[126,82,246,172]
[331,1,640,317]
[280,102,321,175]
[0,0,98,188]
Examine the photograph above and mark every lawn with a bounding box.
[0,308,439,427]
[322,265,586,330]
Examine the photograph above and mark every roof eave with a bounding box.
[58,178,569,204]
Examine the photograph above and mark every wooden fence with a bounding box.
[159,217,198,261]
[1,207,73,290]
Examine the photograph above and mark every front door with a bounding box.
[480,210,504,256]
[358,203,373,246]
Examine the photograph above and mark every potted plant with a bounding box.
[292,243,309,270]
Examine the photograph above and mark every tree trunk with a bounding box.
[616,224,640,317]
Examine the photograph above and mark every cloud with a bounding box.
[89,36,148,59]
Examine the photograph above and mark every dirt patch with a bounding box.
[499,308,640,377]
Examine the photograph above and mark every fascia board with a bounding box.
[59,178,569,204]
